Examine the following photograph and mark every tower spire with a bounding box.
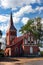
[9,12,17,31]
[10,12,13,26]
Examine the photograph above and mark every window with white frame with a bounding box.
[31,36,34,44]
[28,36,30,41]
[28,36,30,44]
[31,36,33,41]
[24,38,27,44]
[34,41,36,44]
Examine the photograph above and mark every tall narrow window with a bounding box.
[31,36,33,41]
[28,36,30,44]
[24,38,27,44]
[34,41,36,44]
[28,36,30,41]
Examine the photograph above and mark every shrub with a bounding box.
[40,51,43,56]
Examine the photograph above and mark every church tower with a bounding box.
[6,12,17,45]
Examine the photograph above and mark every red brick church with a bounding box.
[5,13,40,57]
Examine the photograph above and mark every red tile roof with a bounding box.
[6,36,24,48]
[6,33,30,48]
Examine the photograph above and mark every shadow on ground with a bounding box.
[0,57,20,62]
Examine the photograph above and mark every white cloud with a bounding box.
[0,5,43,32]
[0,15,9,22]
[0,0,42,9]
[13,17,20,23]
[35,6,43,11]
[14,5,43,18]
[21,17,29,25]
[14,5,33,17]
[36,0,41,3]
[32,6,43,14]
[0,14,20,34]
[0,23,9,31]
[0,0,43,37]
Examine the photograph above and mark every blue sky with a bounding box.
[0,0,43,37]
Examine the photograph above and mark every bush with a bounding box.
[38,43,42,47]
[0,49,4,57]
[40,51,43,56]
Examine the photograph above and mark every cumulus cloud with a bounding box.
[0,14,10,32]
[0,0,42,9]
[0,14,20,33]
[13,17,20,24]
[0,22,9,31]
[14,5,33,17]
[0,5,43,29]
[0,15,9,22]
[0,5,43,26]
[0,0,43,37]
[13,5,43,18]
[21,17,29,25]
[35,6,43,13]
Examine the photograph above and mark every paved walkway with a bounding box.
[0,57,43,65]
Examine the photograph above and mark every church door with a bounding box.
[30,46,33,54]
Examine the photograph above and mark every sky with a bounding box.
[0,0,43,37]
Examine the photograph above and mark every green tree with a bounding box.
[0,30,2,38]
[19,18,42,46]
[19,19,34,44]
[19,19,34,33]
[35,17,42,44]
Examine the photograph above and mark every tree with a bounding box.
[19,18,42,46]
[35,17,42,45]
[0,30,2,38]
[19,19,34,44]
[19,19,34,33]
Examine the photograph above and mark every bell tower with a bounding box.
[6,12,17,45]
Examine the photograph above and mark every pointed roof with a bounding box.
[9,12,17,31]
[10,12,13,26]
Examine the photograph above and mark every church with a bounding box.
[5,13,40,57]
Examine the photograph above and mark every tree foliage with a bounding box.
[19,17,41,40]
[19,19,34,33]
[0,30,2,38]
